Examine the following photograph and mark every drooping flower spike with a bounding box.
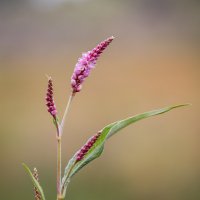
[71,36,114,94]
[45,77,57,118]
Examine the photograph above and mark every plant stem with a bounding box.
[57,137,62,197]
[56,93,74,199]
[60,93,74,137]
[57,195,64,200]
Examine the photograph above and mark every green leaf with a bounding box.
[22,163,46,200]
[61,104,189,196]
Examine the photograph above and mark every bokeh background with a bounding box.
[0,0,200,199]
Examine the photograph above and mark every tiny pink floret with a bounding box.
[71,36,114,94]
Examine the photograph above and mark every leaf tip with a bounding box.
[172,103,191,109]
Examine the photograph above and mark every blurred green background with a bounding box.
[0,0,200,199]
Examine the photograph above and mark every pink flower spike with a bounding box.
[75,131,102,162]
[71,36,114,94]
[45,76,57,118]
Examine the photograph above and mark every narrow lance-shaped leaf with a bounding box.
[22,163,46,200]
[61,104,189,196]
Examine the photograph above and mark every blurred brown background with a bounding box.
[0,0,199,199]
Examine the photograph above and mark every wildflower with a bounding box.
[45,77,57,118]
[71,36,114,94]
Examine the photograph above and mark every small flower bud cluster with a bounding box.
[76,131,101,162]
[45,78,57,117]
[71,36,114,94]
[33,168,41,200]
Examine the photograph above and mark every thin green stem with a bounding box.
[57,137,62,197]
[61,179,71,199]
[61,160,75,195]
[57,196,65,200]
[60,93,74,137]
[56,93,75,200]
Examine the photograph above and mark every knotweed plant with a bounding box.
[23,37,189,200]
